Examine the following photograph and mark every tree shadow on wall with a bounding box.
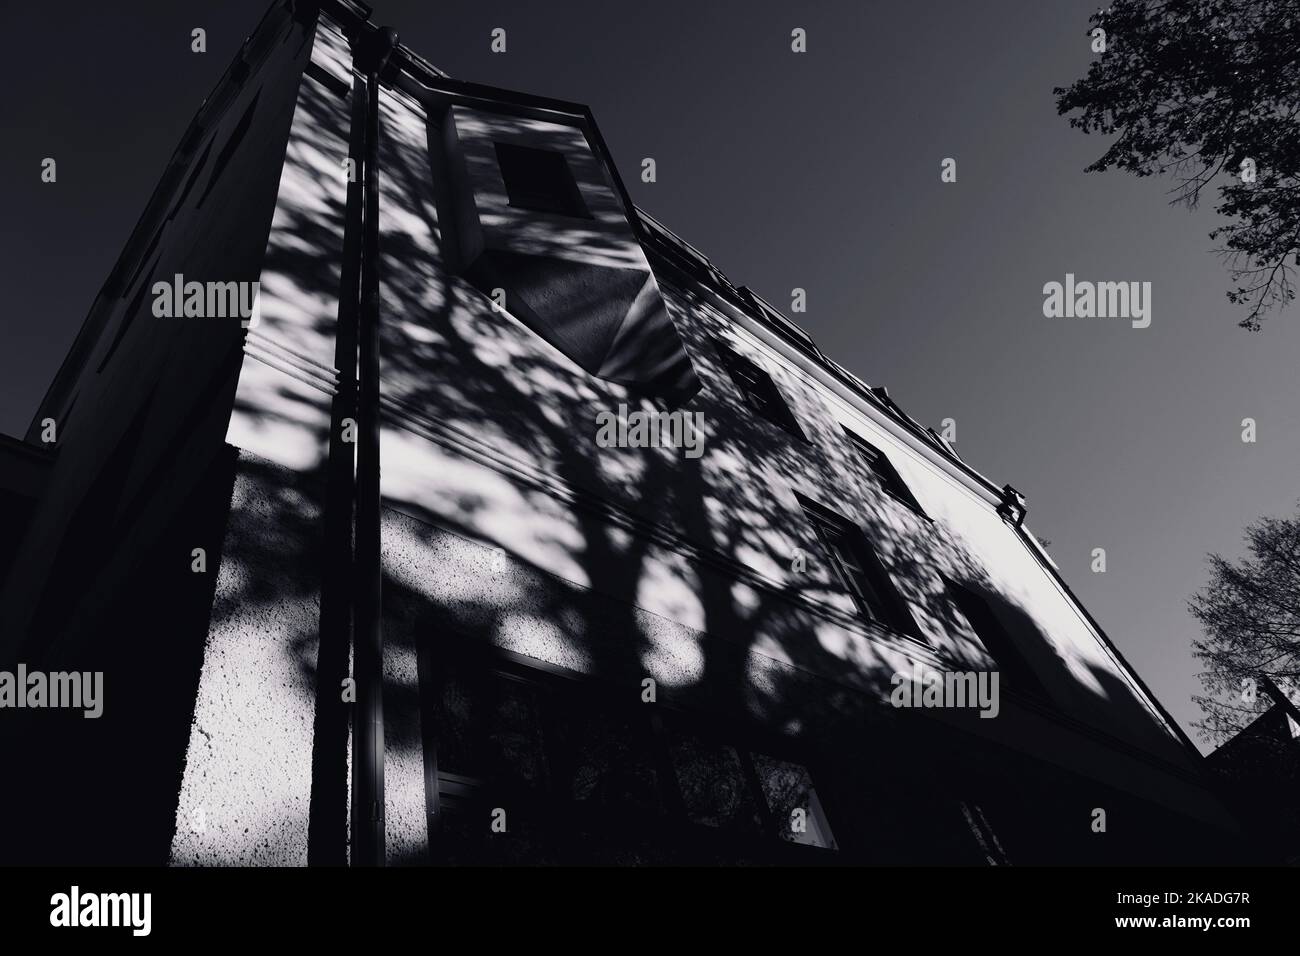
[208,83,1197,863]
[363,110,1031,819]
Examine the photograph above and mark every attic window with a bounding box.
[946,580,1050,703]
[494,141,590,219]
[843,428,927,517]
[799,495,915,635]
[718,345,804,440]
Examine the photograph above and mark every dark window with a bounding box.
[304,60,351,99]
[562,710,663,819]
[425,652,838,862]
[799,496,915,634]
[752,753,838,849]
[663,727,838,850]
[493,142,590,218]
[717,345,804,439]
[666,730,764,834]
[433,666,551,793]
[946,580,1050,702]
[844,428,926,516]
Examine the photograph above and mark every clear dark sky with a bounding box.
[3,0,1297,748]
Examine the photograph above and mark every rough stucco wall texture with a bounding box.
[170,452,323,866]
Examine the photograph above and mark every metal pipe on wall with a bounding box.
[308,60,368,867]
[350,23,397,868]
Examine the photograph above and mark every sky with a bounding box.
[3,0,1297,749]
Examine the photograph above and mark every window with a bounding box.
[425,653,838,862]
[666,731,765,834]
[493,141,590,218]
[717,345,804,439]
[843,428,926,516]
[946,580,1050,702]
[305,60,351,99]
[665,728,838,850]
[564,710,663,818]
[752,753,838,849]
[799,496,915,634]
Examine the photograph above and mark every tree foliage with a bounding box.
[1055,1,1300,329]
[1190,509,1300,743]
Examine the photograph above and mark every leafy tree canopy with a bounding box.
[1055,1,1300,329]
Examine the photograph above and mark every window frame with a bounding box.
[420,641,842,862]
[842,427,928,518]
[798,495,918,636]
[493,140,592,220]
[945,578,1051,704]
[716,343,806,440]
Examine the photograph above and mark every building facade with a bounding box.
[0,0,1252,865]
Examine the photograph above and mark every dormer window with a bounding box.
[717,345,804,439]
[494,141,590,219]
[843,428,926,517]
[799,496,916,635]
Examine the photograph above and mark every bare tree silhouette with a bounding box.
[1190,505,1300,744]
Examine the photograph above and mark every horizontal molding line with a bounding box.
[244,345,339,396]
[377,390,947,667]
[246,327,342,379]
